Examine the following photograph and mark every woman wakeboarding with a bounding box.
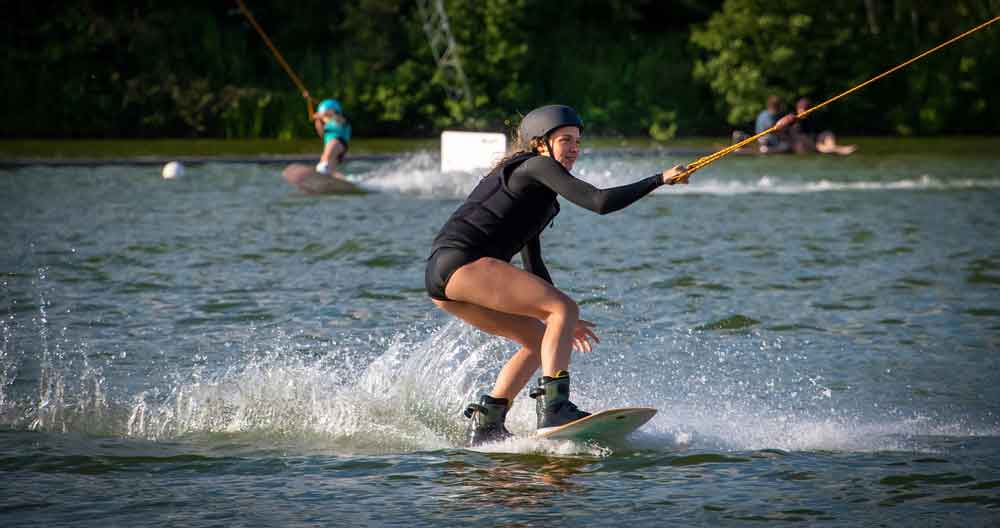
[312,98,351,178]
[425,105,693,445]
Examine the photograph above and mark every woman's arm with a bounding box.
[518,157,683,215]
[520,235,553,285]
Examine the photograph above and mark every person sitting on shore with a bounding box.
[755,96,794,154]
[790,98,858,155]
[312,99,352,178]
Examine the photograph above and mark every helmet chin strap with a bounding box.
[543,135,554,161]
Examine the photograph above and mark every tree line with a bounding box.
[3,0,998,140]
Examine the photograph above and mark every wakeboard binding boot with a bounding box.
[529,370,591,432]
[463,394,512,446]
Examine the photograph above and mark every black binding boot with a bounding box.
[463,395,512,446]
[529,371,591,431]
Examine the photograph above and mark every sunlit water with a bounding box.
[2,150,999,526]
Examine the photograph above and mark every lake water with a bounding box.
[2,148,999,526]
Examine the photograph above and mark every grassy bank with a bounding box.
[1,136,998,160]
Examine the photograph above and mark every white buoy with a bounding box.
[161,161,185,179]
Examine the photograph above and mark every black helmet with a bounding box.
[519,105,583,141]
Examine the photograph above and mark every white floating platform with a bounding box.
[440,130,506,173]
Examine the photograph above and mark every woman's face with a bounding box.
[541,126,581,170]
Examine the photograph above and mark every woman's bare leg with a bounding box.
[320,140,336,163]
[817,131,857,155]
[433,299,543,400]
[443,257,579,377]
[319,141,346,176]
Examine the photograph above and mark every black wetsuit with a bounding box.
[425,153,664,300]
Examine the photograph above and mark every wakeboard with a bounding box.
[282,163,366,195]
[536,407,657,441]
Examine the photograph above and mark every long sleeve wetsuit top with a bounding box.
[430,154,663,284]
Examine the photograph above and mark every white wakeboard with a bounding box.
[536,407,657,441]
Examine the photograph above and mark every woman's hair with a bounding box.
[489,129,544,171]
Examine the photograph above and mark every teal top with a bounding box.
[323,119,352,145]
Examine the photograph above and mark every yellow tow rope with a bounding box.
[680,15,1000,178]
[234,0,316,120]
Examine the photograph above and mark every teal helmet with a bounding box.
[519,105,583,141]
[317,99,342,114]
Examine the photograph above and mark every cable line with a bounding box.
[234,0,315,119]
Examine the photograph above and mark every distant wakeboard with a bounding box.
[536,407,657,441]
[282,163,367,195]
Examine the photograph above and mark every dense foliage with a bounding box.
[692,0,1000,134]
[3,0,997,139]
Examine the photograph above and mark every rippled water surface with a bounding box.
[2,150,1000,526]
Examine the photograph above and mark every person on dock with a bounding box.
[790,98,858,155]
[755,95,795,154]
[312,98,352,177]
[424,105,691,445]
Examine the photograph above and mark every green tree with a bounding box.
[441,0,530,129]
[691,0,1000,134]
[690,0,865,126]
[8,0,993,139]
[520,0,723,137]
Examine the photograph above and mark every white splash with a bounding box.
[3,288,997,455]
[357,152,1000,198]
[360,152,481,198]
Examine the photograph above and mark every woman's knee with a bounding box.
[543,292,578,322]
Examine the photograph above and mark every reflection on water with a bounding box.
[439,454,591,515]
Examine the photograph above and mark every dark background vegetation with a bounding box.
[3,0,998,139]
